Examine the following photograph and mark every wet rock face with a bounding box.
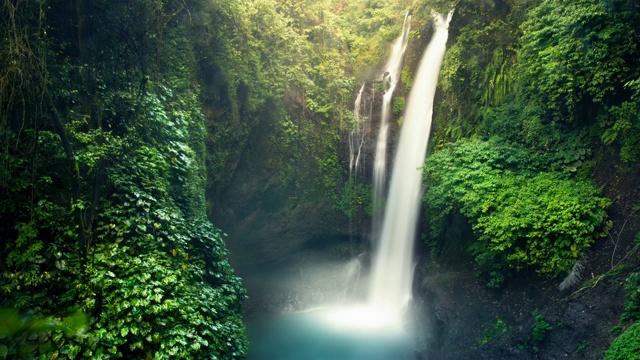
[413,262,628,360]
[210,117,370,316]
[339,84,384,182]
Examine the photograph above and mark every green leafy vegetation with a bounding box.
[0,308,88,359]
[1,1,247,358]
[424,0,640,292]
[0,0,458,356]
[423,138,611,286]
[474,318,508,348]
[605,267,640,359]
[435,0,640,160]
[599,81,640,163]
[333,181,373,218]
[604,322,640,360]
[621,271,640,322]
[434,0,523,145]
[1,0,639,357]
[260,0,412,203]
[518,0,640,122]
[393,97,406,116]
[532,311,553,342]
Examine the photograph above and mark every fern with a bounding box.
[559,258,586,290]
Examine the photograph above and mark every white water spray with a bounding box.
[368,11,453,316]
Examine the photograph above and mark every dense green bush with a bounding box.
[622,271,640,322]
[1,80,249,359]
[518,0,640,122]
[604,322,640,360]
[515,0,640,162]
[433,0,524,144]
[434,0,640,164]
[599,81,640,163]
[423,138,611,286]
[393,96,406,116]
[532,311,553,342]
[0,0,249,357]
[73,83,247,359]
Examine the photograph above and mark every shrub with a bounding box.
[423,138,611,285]
[474,318,508,347]
[622,272,640,322]
[532,311,552,342]
[393,96,406,116]
[604,322,640,360]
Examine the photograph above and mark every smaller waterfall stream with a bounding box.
[372,13,412,223]
[348,83,367,179]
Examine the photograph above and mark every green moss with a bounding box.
[474,318,508,348]
[393,96,406,116]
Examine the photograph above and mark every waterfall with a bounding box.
[353,90,367,179]
[348,83,366,179]
[244,13,455,360]
[372,12,412,227]
[368,12,453,315]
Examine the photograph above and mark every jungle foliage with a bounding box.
[423,138,611,286]
[1,0,246,358]
[0,0,451,357]
[260,0,411,204]
[604,322,640,360]
[2,0,639,357]
[424,0,639,287]
[605,268,640,360]
[233,0,419,214]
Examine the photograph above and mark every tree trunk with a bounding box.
[76,0,105,249]
[46,92,87,261]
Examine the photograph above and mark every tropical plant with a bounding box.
[0,2,248,358]
[604,322,640,360]
[532,310,552,342]
[423,138,611,286]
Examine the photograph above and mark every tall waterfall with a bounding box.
[368,12,453,314]
[244,13,455,360]
[372,12,412,226]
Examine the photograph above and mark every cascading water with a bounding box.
[348,83,367,179]
[368,11,453,315]
[246,12,453,360]
[372,12,412,224]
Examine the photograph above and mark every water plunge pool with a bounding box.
[246,305,416,360]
